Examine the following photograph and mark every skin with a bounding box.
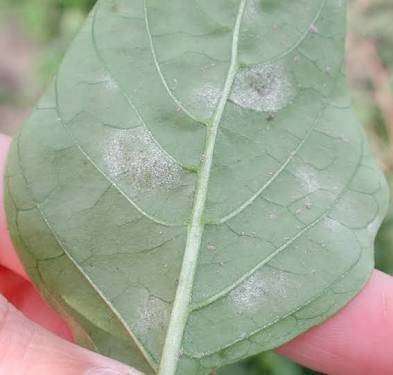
[0,133,392,374]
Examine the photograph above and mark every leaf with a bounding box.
[218,351,303,375]
[375,175,393,275]
[4,1,388,374]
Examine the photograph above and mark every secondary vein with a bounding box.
[143,0,203,124]
[157,2,247,374]
[15,134,157,371]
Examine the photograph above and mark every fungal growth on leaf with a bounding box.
[230,63,295,112]
[104,127,183,194]
[3,1,388,375]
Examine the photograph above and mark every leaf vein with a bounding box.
[143,2,205,124]
[14,134,158,371]
[192,138,365,311]
[53,75,176,227]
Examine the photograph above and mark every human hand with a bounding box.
[0,134,140,375]
[1,133,392,375]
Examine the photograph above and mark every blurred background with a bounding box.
[0,0,392,374]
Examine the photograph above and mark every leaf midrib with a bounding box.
[157,2,247,374]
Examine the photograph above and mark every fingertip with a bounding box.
[0,134,28,279]
[0,134,10,151]
[0,266,73,341]
[278,270,393,375]
[0,294,139,374]
[84,367,142,375]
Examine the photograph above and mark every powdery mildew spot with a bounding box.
[104,127,183,194]
[367,217,381,235]
[133,296,170,337]
[230,272,267,312]
[230,63,295,113]
[194,84,222,118]
[102,74,119,91]
[324,217,341,232]
[244,0,261,21]
[295,166,321,193]
[230,270,291,313]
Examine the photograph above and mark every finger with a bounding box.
[0,135,71,340]
[0,266,72,340]
[278,270,393,375]
[0,294,141,375]
[0,134,27,279]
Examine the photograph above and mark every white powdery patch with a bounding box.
[230,63,295,113]
[324,217,342,233]
[193,84,222,118]
[244,0,261,21]
[133,296,169,337]
[101,74,119,91]
[230,270,291,313]
[104,127,182,194]
[295,166,321,193]
[367,217,381,236]
[230,272,267,312]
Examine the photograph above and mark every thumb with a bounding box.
[0,295,141,375]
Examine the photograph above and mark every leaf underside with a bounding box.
[4,1,388,374]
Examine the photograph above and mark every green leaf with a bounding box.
[4,1,388,374]
[218,351,303,375]
[375,175,393,275]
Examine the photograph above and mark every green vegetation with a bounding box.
[0,0,95,41]
[0,0,96,95]
[349,0,393,275]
